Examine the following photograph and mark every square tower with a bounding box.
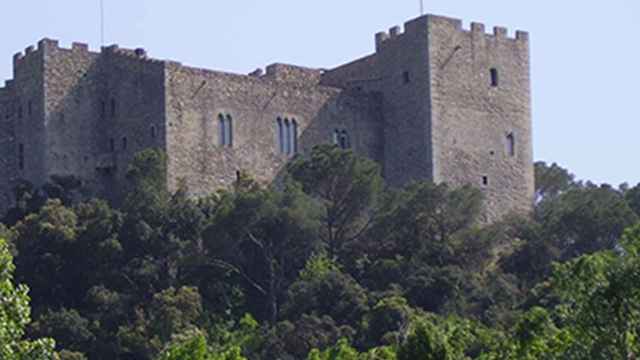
[374,15,533,220]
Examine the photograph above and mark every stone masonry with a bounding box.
[0,14,533,221]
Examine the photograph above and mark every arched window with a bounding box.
[277,117,284,153]
[225,114,233,147]
[506,132,515,156]
[218,114,226,146]
[284,119,291,154]
[218,113,234,147]
[291,119,298,154]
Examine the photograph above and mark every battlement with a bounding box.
[101,43,168,66]
[375,14,528,50]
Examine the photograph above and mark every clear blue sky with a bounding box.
[2,1,639,186]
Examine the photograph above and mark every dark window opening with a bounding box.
[218,114,225,146]
[151,126,157,139]
[403,71,411,84]
[110,98,117,118]
[100,101,106,118]
[277,117,284,153]
[339,130,350,149]
[490,68,499,87]
[482,176,489,186]
[284,119,291,154]
[225,115,233,147]
[122,137,128,150]
[28,101,32,116]
[109,138,115,152]
[506,132,516,157]
[291,119,298,154]
[218,113,234,147]
[18,144,24,170]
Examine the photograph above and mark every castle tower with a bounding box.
[374,15,533,220]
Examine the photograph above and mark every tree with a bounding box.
[624,183,640,217]
[202,182,320,324]
[288,145,383,258]
[283,254,369,327]
[537,184,638,259]
[0,238,57,359]
[157,332,247,360]
[549,224,640,359]
[534,161,576,203]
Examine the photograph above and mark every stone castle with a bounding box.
[0,14,533,220]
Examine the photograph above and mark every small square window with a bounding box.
[402,71,411,84]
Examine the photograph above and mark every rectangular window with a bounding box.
[122,137,128,150]
[403,71,411,84]
[506,133,515,157]
[490,68,499,87]
[482,176,489,186]
[28,101,32,116]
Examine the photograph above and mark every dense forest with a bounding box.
[2,145,640,359]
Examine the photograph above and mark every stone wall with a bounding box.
[427,15,533,220]
[99,47,166,202]
[375,16,434,186]
[7,43,47,214]
[164,63,383,196]
[0,80,17,213]
[320,54,379,91]
[41,40,100,186]
[38,41,166,203]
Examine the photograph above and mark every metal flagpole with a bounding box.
[420,0,424,15]
[100,0,105,46]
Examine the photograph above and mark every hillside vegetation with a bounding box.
[2,145,640,359]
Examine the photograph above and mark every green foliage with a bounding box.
[0,238,56,359]
[537,183,638,258]
[288,144,383,257]
[6,151,640,360]
[158,332,247,360]
[534,161,576,203]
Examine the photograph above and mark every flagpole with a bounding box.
[100,0,105,46]
[420,0,424,16]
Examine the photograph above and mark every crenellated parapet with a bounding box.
[375,14,528,51]
[101,43,167,66]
